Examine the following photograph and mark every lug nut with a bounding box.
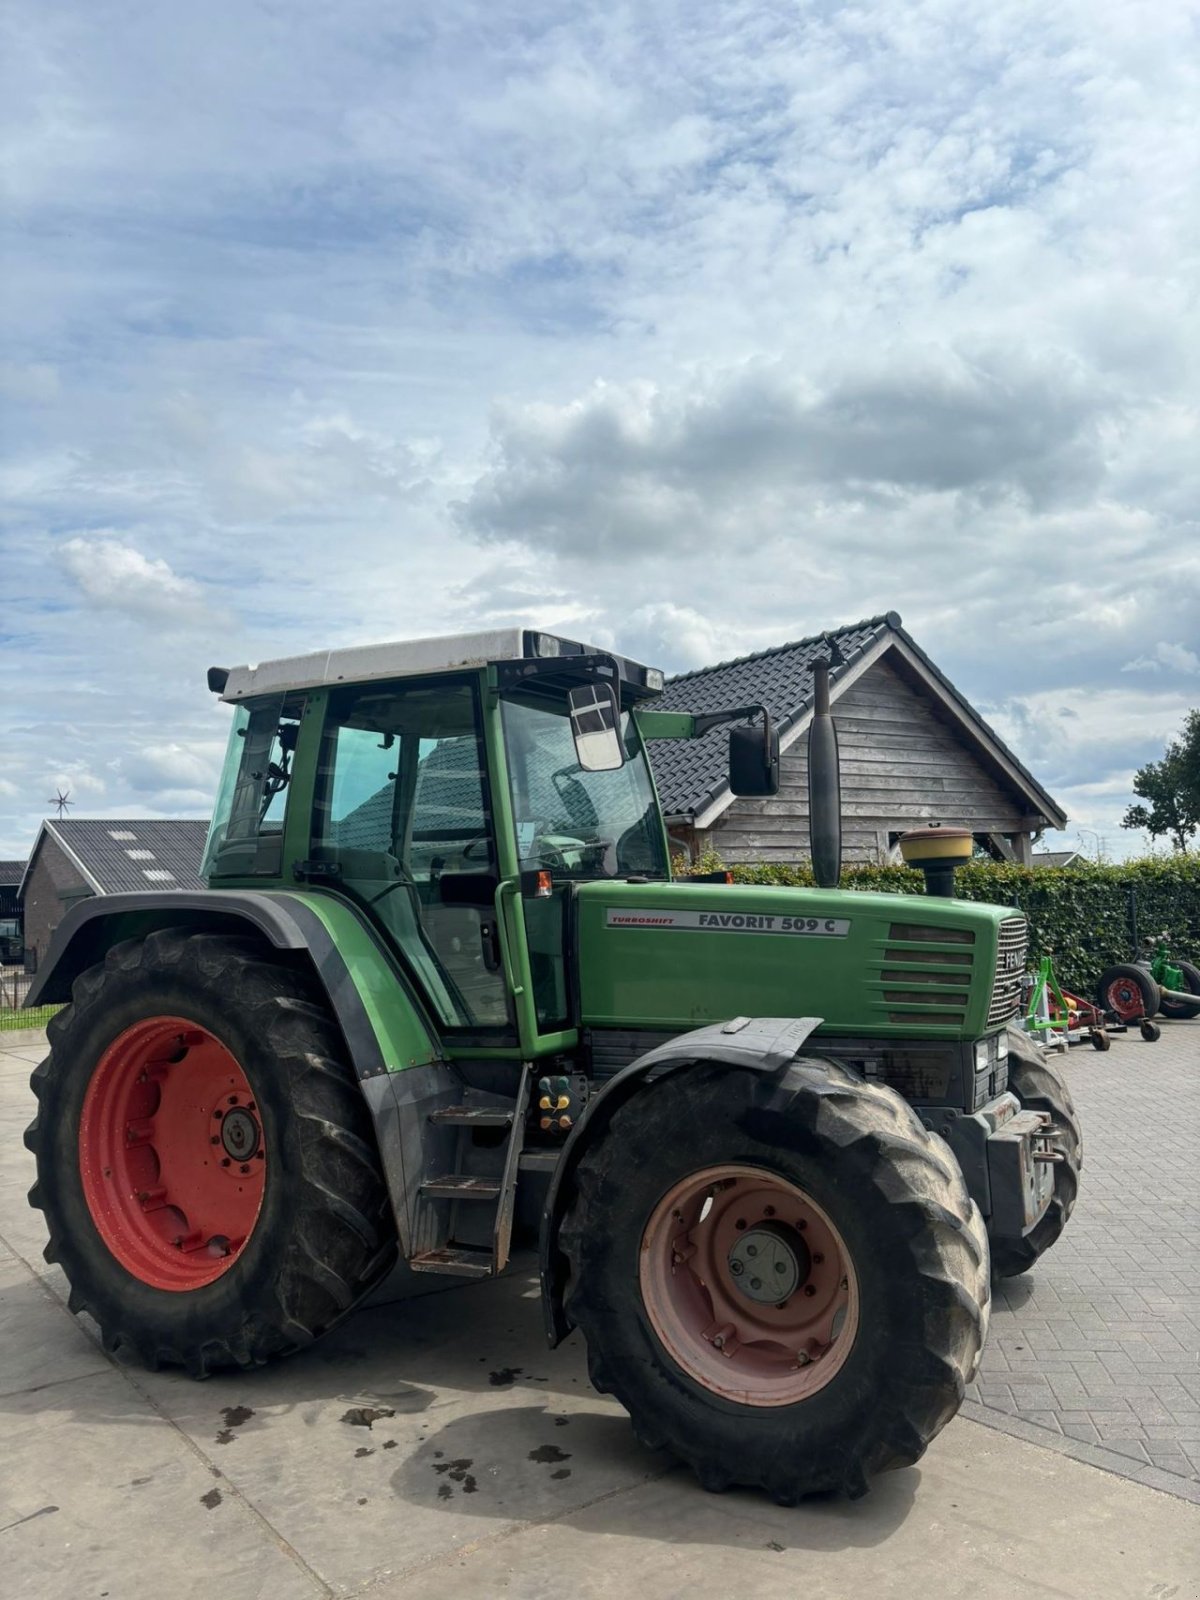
[240,1164,250,1175]
[812,1252,824,1265]
[764,1205,776,1217]
[228,1095,238,1106]
[746,1244,758,1257]
[730,1260,744,1276]
[804,1285,817,1297]
[210,1136,220,1145]
[221,1158,231,1168]
[750,1278,762,1291]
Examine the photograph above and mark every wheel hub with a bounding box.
[220,1106,260,1162]
[727,1222,809,1305]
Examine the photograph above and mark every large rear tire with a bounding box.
[559,1057,990,1501]
[1095,963,1159,1022]
[987,1025,1082,1279]
[24,930,396,1375]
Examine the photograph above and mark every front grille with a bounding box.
[988,917,1028,1025]
[879,922,975,1022]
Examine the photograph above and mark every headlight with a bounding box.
[974,1040,992,1073]
[996,1034,1009,1062]
[645,667,665,692]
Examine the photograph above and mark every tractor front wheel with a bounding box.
[988,1026,1082,1279]
[559,1058,990,1501]
[24,930,396,1375]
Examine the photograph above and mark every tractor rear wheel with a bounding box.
[988,1025,1082,1279]
[1157,959,1200,1020]
[1095,963,1158,1023]
[559,1058,990,1501]
[24,930,396,1375]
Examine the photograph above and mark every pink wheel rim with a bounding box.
[639,1164,859,1407]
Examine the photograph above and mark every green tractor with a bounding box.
[24,628,1080,1501]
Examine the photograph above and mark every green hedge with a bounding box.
[677,852,1200,997]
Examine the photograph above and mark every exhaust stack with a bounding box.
[808,655,842,888]
[898,826,974,897]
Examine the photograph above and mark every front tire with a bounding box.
[24,931,397,1375]
[988,1025,1082,1279]
[559,1058,990,1501]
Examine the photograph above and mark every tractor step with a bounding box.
[429,1105,515,1127]
[421,1174,503,1200]
[409,1247,494,1278]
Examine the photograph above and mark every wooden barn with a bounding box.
[649,612,1066,868]
[19,819,210,968]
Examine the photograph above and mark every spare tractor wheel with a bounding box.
[24,930,396,1376]
[1157,959,1200,1021]
[987,1025,1082,1279]
[558,1058,990,1502]
[1095,963,1159,1023]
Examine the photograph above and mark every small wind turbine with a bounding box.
[49,788,73,821]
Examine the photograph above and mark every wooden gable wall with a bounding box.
[704,652,1035,865]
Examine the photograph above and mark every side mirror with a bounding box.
[568,681,624,772]
[729,720,780,796]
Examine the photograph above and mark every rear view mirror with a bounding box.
[729,721,780,796]
[568,682,624,772]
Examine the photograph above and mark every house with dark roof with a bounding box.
[650,612,1066,869]
[19,820,210,967]
[1032,849,1083,869]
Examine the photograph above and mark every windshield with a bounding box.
[500,690,668,879]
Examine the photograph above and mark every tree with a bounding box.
[1122,710,1200,853]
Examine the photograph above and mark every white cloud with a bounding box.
[58,536,209,620]
[1123,641,1200,676]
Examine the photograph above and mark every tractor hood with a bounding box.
[573,880,1025,1041]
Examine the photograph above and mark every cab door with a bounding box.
[312,676,512,1035]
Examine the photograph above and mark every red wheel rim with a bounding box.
[78,1016,267,1291]
[639,1164,859,1407]
[1105,977,1147,1022]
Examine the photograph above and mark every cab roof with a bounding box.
[213,627,662,702]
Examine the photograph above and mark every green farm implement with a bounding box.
[23,628,1081,1501]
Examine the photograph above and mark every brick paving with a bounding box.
[965,1017,1200,1497]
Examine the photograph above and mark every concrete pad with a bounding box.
[0,1241,109,1397]
[0,1369,323,1600]
[135,1267,668,1596]
[382,1418,1200,1600]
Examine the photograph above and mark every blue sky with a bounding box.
[2,0,1198,860]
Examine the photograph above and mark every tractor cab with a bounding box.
[200,628,775,1051]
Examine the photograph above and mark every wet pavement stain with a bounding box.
[553,1416,569,1427]
[200,1489,222,1510]
[432,1458,478,1494]
[765,1541,785,1553]
[382,1440,398,1450]
[437,1483,453,1500]
[528,1444,571,1465]
[341,1406,396,1429]
[354,1447,375,1459]
[488,1366,523,1387]
[551,1468,571,1480]
[356,1497,367,1506]
[215,1404,254,1444]
[0,1506,58,1535]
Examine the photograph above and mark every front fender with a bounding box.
[539,1015,823,1346]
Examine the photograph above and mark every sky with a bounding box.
[2,0,1198,863]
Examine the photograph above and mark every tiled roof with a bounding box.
[650,614,896,817]
[37,819,210,894]
[649,611,1065,828]
[1033,850,1082,869]
[0,861,25,886]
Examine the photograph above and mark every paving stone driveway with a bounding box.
[964,1018,1200,1500]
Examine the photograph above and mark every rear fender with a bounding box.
[539,1015,823,1346]
[27,890,450,1256]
